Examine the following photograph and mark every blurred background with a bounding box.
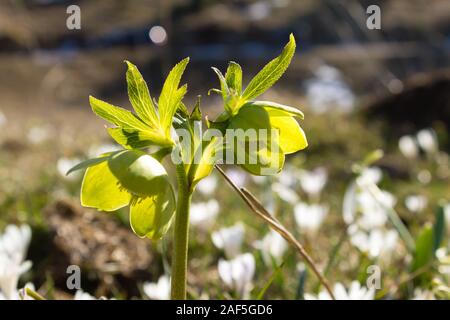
[0,0,449,300]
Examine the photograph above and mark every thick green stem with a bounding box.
[171,163,192,300]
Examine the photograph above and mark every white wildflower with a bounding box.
[0,225,32,300]
[343,168,395,231]
[305,281,375,300]
[272,182,299,204]
[356,167,382,187]
[294,202,328,234]
[74,290,97,300]
[190,200,219,230]
[398,135,418,159]
[417,129,438,155]
[254,230,287,265]
[212,223,245,259]
[298,167,328,198]
[196,174,218,196]
[348,226,398,259]
[218,253,255,299]
[143,275,171,300]
[413,289,435,300]
[405,195,428,214]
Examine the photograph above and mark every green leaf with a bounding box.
[245,101,304,119]
[177,102,190,118]
[129,182,176,240]
[433,205,446,251]
[256,262,284,300]
[412,223,434,273]
[211,67,229,100]
[190,96,202,121]
[108,127,171,149]
[295,265,308,300]
[225,61,242,95]
[66,152,119,175]
[90,96,149,131]
[81,160,131,211]
[124,60,159,128]
[242,34,296,101]
[189,136,223,187]
[158,58,189,135]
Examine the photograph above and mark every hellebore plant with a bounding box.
[68,34,325,299]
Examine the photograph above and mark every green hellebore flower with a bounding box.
[81,150,175,240]
[227,101,308,175]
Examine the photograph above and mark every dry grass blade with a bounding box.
[214,165,335,300]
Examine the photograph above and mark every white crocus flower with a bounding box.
[251,175,268,185]
[190,200,219,231]
[405,195,428,214]
[74,290,97,300]
[343,168,395,230]
[0,257,32,300]
[398,135,418,159]
[417,129,438,155]
[218,253,255,299]
[143,275,171,300]
[298,167,328,198]
[356,167,382,187]
[212,223,245,258]
[0,224,31,263]
[0,225,32,300]
[73,289,112,300]
[356,191,393,229]
[196,175,218,196]
[254,230,287,265]
[413,289,436,300]
[294,202,328,234]
[348,226,398,259]
[272,182,299,204]
[305,281,375,300]
[277,168,297,188]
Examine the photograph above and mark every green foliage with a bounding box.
[210,34,306,176]
[211,34,296,118]
[90,58,189,149]
[411,224,434,279]
[225,62,243,96]
[433,205,446,251]
[242,34,296,102]
[125,61,159,128]
[71,35,308,298]
[158,58,190,137]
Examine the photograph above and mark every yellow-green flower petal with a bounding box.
[228,105,285,175]
[108,150,170,197]
[266,108,308,154]
[129,183,176,240]
[81,161,131,211]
